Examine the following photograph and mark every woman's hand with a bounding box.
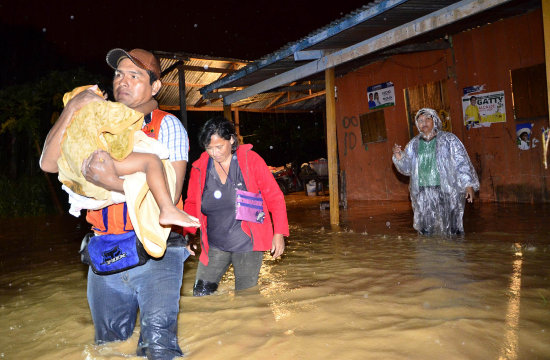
[271,233,285,259]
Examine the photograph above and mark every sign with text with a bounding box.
[367,82,395,110]
[461,90,506,129]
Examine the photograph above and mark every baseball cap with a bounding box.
[106,48,161,81]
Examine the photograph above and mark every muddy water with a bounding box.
[1,194,549,359]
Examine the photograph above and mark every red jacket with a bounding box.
[184,144,289,265]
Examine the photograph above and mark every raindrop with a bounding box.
[42,28,47,32]
[269,145,273,149]
[297,125,301,129]
[194,24,198,28]
[70,15,74,20]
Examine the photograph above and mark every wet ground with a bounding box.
[0,193,549,359]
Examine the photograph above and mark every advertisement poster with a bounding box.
[461,90,506,129]
[367,82,395,110]
[516,123,539,151]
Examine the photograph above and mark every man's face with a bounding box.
[113,58,155,108]
[470,98,477,105]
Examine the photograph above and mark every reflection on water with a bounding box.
[1,195,550,359]
[499,243,522,360]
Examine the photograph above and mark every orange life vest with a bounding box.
[86,109,183,234]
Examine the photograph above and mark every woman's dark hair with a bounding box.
[199,116,239,153]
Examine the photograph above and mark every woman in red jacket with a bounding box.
[184,117,289,295]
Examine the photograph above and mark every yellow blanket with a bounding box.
[57,86,174,257]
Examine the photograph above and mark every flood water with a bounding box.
[1,193,549,359]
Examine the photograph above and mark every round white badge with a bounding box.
[214,190,222,199]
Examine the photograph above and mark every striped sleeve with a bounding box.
[158,114,189,162]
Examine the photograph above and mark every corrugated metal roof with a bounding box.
[199,0,540,110]
[154,50,319,113]
[153,51,250,111]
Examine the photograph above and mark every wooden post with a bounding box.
[223,104,232,122]
[542,0,550,168]
[177,64,188,130]
[543,0,550,124]
[325,67,339,225]
[234,108,243,144]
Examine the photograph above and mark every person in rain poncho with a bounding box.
[392,108,479,235]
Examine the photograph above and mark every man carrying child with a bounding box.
[40,48,190,359]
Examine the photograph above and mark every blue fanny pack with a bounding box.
[80,231,149,275]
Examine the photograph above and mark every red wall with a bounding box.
[335,9,549,203]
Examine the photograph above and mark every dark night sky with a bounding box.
[1,0,367,85]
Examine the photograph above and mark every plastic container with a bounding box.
[310,158,328,176]
[306,180,317,196]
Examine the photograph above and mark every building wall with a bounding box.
[335,9,549,203]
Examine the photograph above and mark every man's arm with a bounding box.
[40,86,104,173]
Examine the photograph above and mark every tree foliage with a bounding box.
[0,68,109,179]
[0,68,109,217]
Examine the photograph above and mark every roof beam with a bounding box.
[293,50,325,61]
[163,82,208,87]
[272,83,325,93]
[162,62,236,77]
[223,0,511,105]
[183,65,235,73]
[161,60,183,77]
[159,105,310,113]
[268,90,326,110]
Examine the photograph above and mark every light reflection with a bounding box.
[498,243,522,360]
[259,253,291,321]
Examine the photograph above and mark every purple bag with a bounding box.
[235,189,265,224]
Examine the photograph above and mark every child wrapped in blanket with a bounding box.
[56,85,199,257]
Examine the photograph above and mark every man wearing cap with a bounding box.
[40,48,189,359]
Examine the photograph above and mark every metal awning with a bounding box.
[154,51,324,113]
[199,0,539,108]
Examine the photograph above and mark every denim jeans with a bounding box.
[87,245,190,360]
[193,247,263,296]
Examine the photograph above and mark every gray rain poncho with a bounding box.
[392,108,480,235]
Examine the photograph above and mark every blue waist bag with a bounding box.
[80,231,149,275]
